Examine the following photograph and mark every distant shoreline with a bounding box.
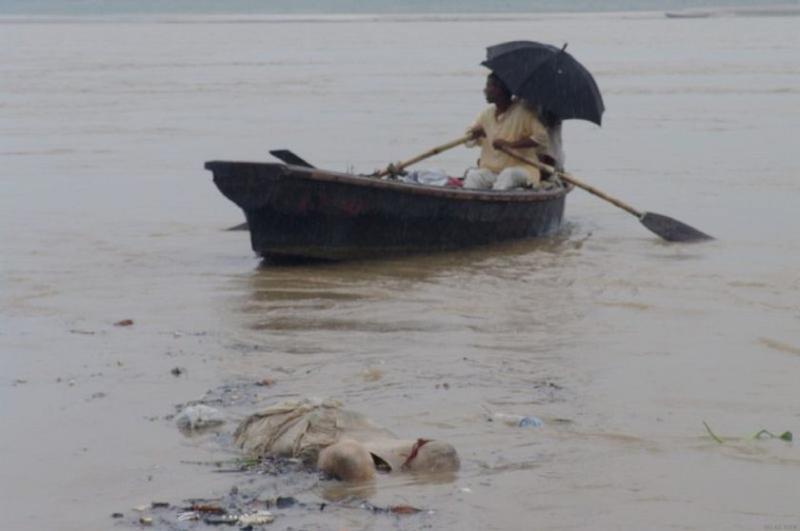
[0,12,661,25]
[2,4,799,23]
[665,5,800,16]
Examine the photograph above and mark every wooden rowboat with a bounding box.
[205,161,572,261]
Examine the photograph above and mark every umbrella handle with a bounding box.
[376,134,472,178]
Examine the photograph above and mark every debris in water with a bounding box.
[518,416,544,428]
[114,319,134,327]
[255,378,275,387]
[705,422,793,444]
[237,510,274,525]
[139,515,153,526]
[357,501,424,515]
[702,421,724,444]
[187,504,227,514]
[175,404,225,432]
[177,511,199,521]
[274,496,297,509]
[191,381,263,408]
[361,368,382,382]
[111,512,124,519]
[171,367,185,377]
[754,429,793,442]
[532,379,565,402]
[487,411,543,428]
[151,501,169,509]
[534,380,563,391]
[390,505,422,515]
[204,514,240,525]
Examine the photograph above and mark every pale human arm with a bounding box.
[492,136,539,150]
[464,110,487,148]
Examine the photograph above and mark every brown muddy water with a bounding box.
[1,12,799,531]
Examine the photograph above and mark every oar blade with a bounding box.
[269,150,315,168]
[640,212,713,242]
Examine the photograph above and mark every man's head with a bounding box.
[484,73,512,104]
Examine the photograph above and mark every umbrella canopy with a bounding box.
[482,41,605,126]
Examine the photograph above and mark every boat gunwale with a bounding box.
[205,161,572,203]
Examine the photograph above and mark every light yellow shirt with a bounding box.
[466,101,550,184]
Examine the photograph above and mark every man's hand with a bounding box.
[469,125,486,139]
[494,137,538,150]
[492,138,511,150]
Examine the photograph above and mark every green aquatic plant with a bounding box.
[753,429,793,442]
[702,420,724,444]
[702,422,793,444]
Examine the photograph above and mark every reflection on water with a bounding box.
[251,317,447,334]
[697,439,800,467]
[318,469,459,502]
[248,289,367,303]
[236,227,585,335]
[318,480,378,502]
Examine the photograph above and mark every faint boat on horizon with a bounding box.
[665,5,800,18]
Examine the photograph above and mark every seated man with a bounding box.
[464,73,552,190]
[234,398,459,482]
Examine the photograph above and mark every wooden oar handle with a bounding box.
[498,146,643,218]
[376,134,473,178]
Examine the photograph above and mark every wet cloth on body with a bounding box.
[233,398,460,475]
[233,398,394,464]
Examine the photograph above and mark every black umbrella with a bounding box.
[482,41,605,126]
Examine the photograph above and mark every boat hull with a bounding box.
[206,161,570,261]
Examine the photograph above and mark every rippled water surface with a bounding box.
[1,11,799,531]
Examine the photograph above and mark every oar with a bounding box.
[270,135,471,177]
[374,134,472,178]
[499,146,713,242]
[269,149,315,168]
